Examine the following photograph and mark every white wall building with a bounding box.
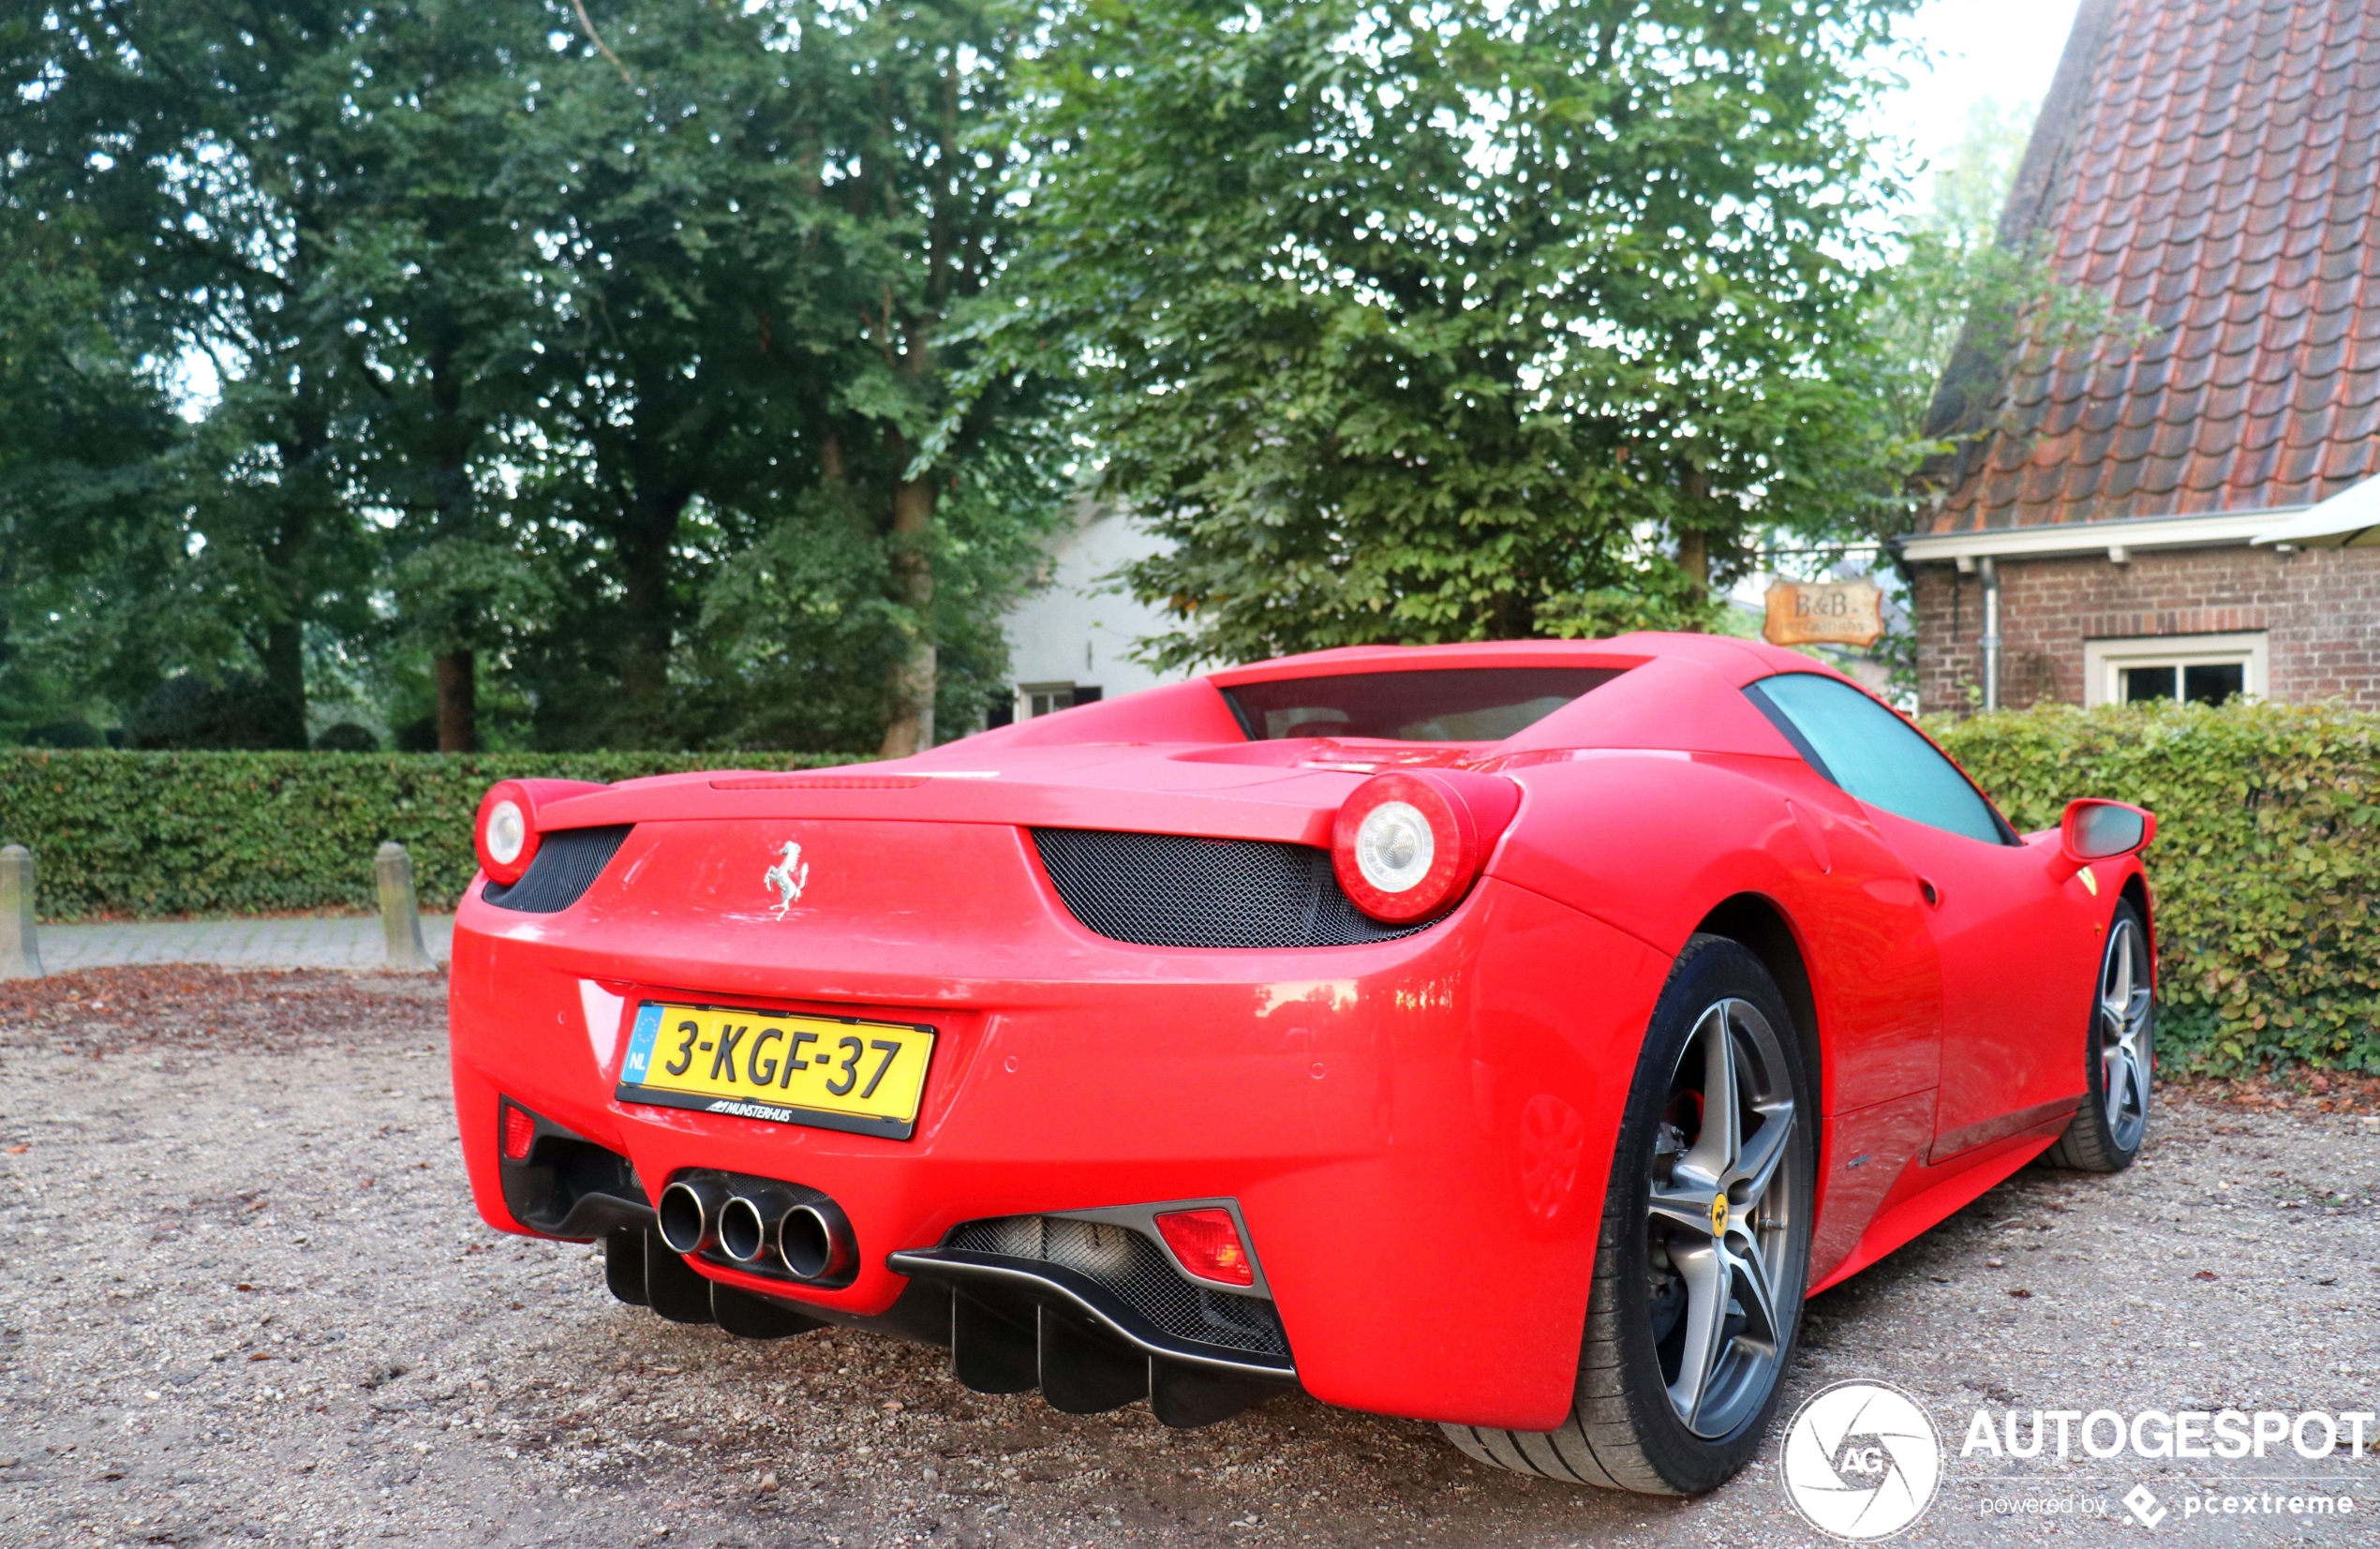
[993,503,1187,726]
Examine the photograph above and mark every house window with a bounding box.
[1017,683,1102,720]
[2082,632,2267,708]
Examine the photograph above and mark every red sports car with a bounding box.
[449,632,2156,1494]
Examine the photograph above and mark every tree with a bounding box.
[344,0,555,752]
[4,0,408,746]
[0,0,1059,752]
[0,191,183,738]
[977,0,1922,669]
[499,0,1054,752]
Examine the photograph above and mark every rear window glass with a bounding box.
[1220,667,1623,742]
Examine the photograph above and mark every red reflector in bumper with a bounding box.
[1153,1208,1255,1287]
[501,1104,537,1161]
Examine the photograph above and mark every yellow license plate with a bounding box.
[616,1002,936,1139]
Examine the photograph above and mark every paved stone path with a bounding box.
[33,913,454,972]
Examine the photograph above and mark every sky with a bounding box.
[1875,0,2087,178]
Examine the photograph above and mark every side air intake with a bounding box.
[483,825,632,914]
[1030,829,1428,949]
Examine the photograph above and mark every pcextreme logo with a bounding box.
[1780,1380,1943,1541]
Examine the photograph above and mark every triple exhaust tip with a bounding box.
[656,1177,855,1284]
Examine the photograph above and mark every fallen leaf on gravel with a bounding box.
[2194,1270,2218,1280]
[5,1143,25,1154]
[2007,1288,2032,1299]
[248,1352,273,1362]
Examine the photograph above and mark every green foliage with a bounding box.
[973,0,1923,668]
[0,0,1061,753]
[1935,701,2380,1075]
[0,749,859,919]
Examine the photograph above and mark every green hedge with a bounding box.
[9,708,2373,1074]
[1935,701,2380,1075]
[0,750,861,919]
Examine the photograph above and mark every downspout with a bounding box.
[1978,557,2001,712]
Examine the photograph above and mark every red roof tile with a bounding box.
[1921,0,2380,532]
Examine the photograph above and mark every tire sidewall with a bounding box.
[2078,899,2153,1166]
[1598,936,1818,1493]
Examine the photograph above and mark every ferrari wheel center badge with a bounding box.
[1708,1194,1730,1236]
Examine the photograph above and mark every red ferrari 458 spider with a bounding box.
[449,632,2156,1494]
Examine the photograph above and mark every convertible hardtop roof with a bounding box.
[530,633,1872,838]
[1202,632,1837,690]
[884,630,1864,766]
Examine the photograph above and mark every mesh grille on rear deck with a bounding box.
[945,1215,1290,1358]
[483,825,632,914]
[1029,828,1425,949]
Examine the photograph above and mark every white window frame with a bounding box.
[2082,631,2268,707]
[1017,681,1076,721]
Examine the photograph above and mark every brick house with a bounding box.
[1901,0,2380,713]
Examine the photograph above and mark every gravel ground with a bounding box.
[1,968,2375,1548]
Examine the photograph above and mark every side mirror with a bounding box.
[2054,797,2155,880]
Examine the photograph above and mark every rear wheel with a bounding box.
[1443,935,1815,1494]
[2047,901,2152,1171]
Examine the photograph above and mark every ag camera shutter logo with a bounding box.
[1781,1380,1942,1540]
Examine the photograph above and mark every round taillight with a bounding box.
[1331,770,1520,925]
[1352,800,1435,895]
[484,800,527,866]
[475,780,542,885]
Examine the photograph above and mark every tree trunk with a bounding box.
[878,472,937,757]
[435,650,476,752]
[617,479,688,723]
[260,618,309,749]
[1677,465,1713,595]
[1677,529,1710,592]
[426,344,480,748]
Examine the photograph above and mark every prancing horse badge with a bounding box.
[764,841,811,919]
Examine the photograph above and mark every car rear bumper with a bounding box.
[447,834,1668,1431]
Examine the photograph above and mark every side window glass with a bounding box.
[1745,674,2007,845]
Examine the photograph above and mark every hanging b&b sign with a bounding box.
[1763,579,1884,649]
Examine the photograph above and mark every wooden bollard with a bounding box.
[0,845,40,979]
[375,842,434,972]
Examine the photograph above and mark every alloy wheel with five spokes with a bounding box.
[1644,997,1800,1440]
[2051,899,2155,1172]
[2097,916,2152,1153]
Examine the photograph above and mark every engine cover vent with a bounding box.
[483,825,633,914]
[1030,828,1426,949]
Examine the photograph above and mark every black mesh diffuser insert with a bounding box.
[483,825,632,914]
[945,1215,1290,1358]
[1030,828,1427,948]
